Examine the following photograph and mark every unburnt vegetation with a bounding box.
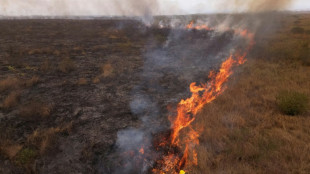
[0,13,309,174]
[190,13,310,173]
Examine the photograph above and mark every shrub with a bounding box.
[291,27,305,34]
[15,148,36,165]
[276,91,309,115]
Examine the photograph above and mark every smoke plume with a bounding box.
[217,0,293,12]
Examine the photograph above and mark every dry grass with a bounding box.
[19,101,52,120]
[40,59,51,72]
[92,77,100,84]
[25,76,40,87]
[184,14,310,174]
[0,141,23,159]
[1,91,21,110]
[77,78,88,85]
[0,76,39,94]
[101,63,114,77]
[27,47,55,55]
[27,122,72,154]
[188,20,310,173]
[188,58,310,173]
[58,57,76,73]
[0,76,20,92]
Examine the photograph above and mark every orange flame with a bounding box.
[152,22,255,174]
[152,54,247,174]
[139,148,145,155]
[186,21,213,31]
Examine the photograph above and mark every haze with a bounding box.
[0,0,309,16]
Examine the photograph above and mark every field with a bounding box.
[0,13,309,173]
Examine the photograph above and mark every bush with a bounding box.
[277,91,309,115]
[291,27,305,34]
[15,148,36,165]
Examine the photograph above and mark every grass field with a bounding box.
[0,13,309,173]
[191,13,310,173]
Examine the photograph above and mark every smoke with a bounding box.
[107,2,293,171]
[217,0,293,12]
[0,0,297,16]
[0,0,159,25]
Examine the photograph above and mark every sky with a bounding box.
[0,0,309,16]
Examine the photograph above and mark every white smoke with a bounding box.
[0,0,305,17]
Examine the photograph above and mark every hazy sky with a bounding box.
[0,0,309,16]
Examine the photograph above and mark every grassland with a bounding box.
[191,13,310,173]
[0,13,309,174]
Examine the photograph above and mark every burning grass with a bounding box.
[0,13,309,174]
[189,57,310,173]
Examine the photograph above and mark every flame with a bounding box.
[186,21,213,31]
[139,147,145,155]
[152,22,255,174]
[152,54,247,174]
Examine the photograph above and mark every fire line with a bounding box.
[152,21,255,174]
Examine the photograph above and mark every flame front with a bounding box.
[186,21,213,31]
[152,21,255,174]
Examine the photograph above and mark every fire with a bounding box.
[152,54,247,174]
[139,147,145,155]
[152,22,255,174]
[186,21,213,31]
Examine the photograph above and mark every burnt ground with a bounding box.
[0,19,238,173]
